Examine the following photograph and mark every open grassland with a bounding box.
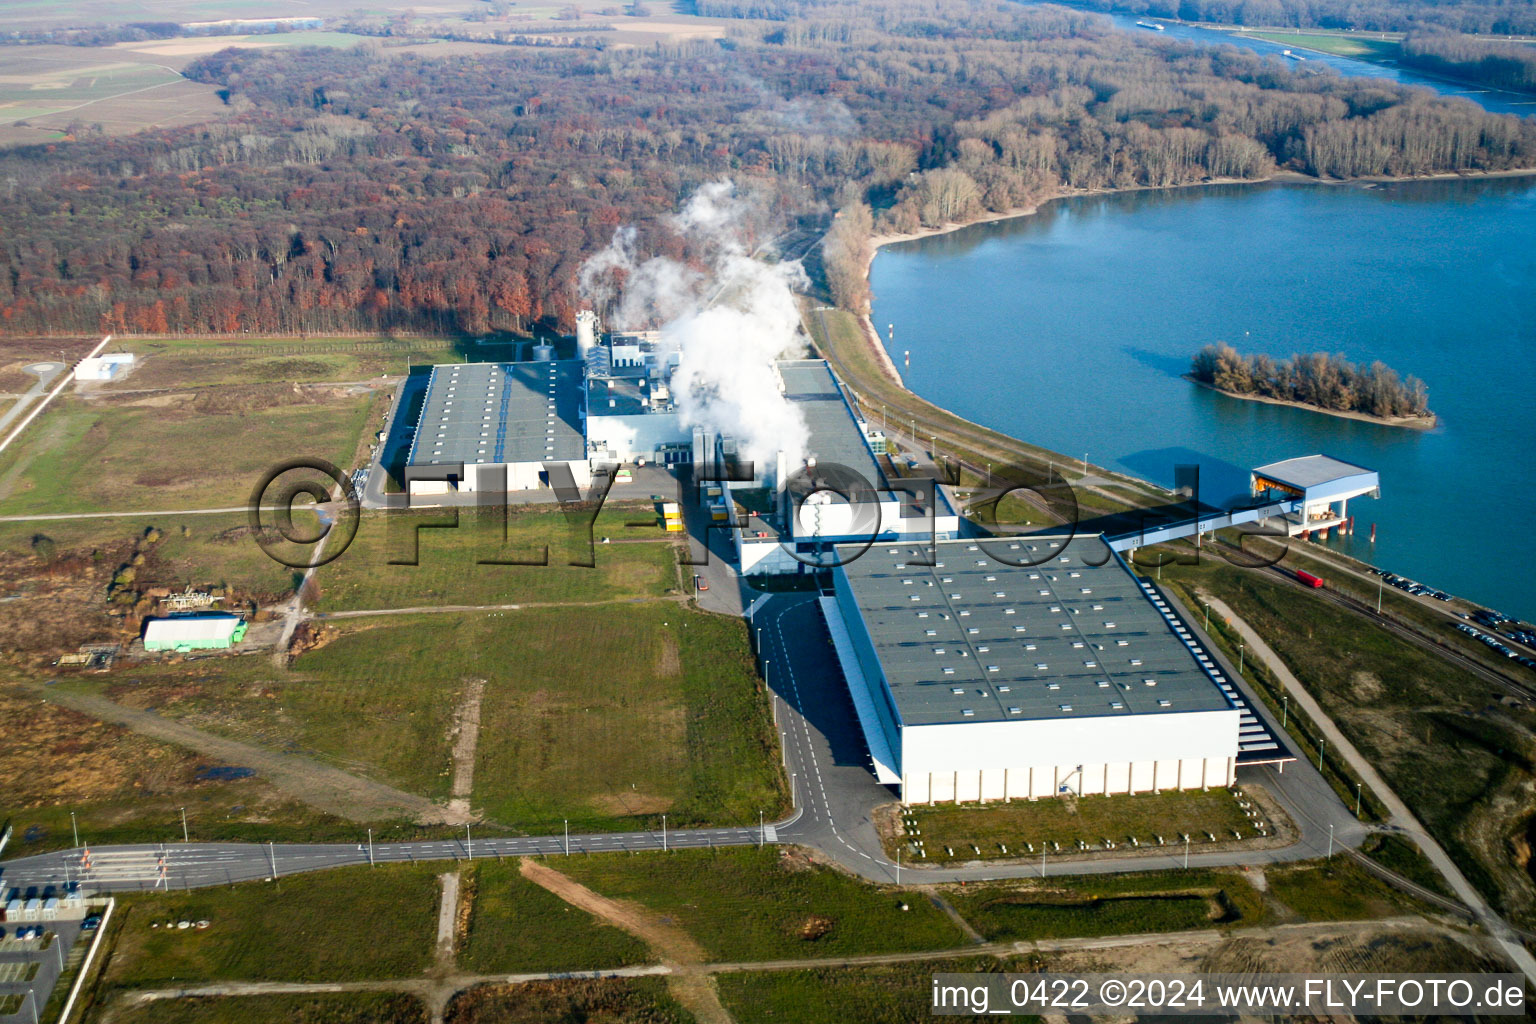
[555,847,965,962]
[113,992,429,1024]
[890,788,1261,864]
[48,602,782,831]
[459,860,650,974]
[470,603,784,831]
[946,868,1267,942]
[0,684,354,856]
[1266,857,1436,922]
[96,336,473,391]
[717,959,1032,1024]
[445,978,696,1024]
[0,386,377,515]
[315,504,680,612]
[1237,30,1402,60]
[1160,557,1536,929]
[0,512,301,601]
[98,863,439,990]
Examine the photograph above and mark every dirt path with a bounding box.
[447,680,485,819]
[15,682,469,826]
[519,858,734,1024]
[435,872,460,970]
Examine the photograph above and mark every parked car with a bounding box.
[81,915,101,931]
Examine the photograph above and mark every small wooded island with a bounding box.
[1188,343,1435,428]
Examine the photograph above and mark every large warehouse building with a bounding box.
[824,535,1280,804]
[405,359,591,495]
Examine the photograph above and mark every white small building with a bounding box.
[75,353,135,381]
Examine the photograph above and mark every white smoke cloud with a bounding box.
[579,180,810,473]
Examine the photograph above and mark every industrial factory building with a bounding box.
[823,535,1287,804]
[405,359,591,496]
[729,360,960,575]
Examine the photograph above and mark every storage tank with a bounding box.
[533,342,555,361]
[575,310,600,358]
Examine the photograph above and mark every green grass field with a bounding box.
[0,389,376,515]
[445,978,696,1024]
[459,860,650,973]
[52,602,783,831]
[1237,30,1401,60]
[114,992,428,1024]
[1266,857,1428,921]
[717,958,1037,1024]
[893,789,1259,864]
[556,847,965,962]
[947,868,1267,942]
[314,505,680,612]
[100,864,440,989]
[102,336,469,391]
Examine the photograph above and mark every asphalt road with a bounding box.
[0,361,63,436]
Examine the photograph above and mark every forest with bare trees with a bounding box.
[1401,30,1536,91]
[1,0,1533,335]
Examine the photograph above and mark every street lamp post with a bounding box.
[1184,834,1190,869]
[1238,643,1245,675]
[759,810,765,849]
[1327,823,1334,860]
[368,828,374,867]
[662,815,668,852]
[1282,695,1288,728]
[565,819,570,856]
[71,812,78,849]
[466,824,472,861]
[180,807,188,844]
[1318,738,1326,773]
[1355,782,1363,818]
[1203,602,1210,632]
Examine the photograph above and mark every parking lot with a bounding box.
[0,912,92,1021]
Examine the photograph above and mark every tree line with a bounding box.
[1401,31,1536,92]
[1190,342,1431,418]
[1077,0,1536,36]
[0,0,1533,336]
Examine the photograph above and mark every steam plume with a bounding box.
[579,181,810,472]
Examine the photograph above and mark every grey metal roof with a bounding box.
[1252,454,1376,492]
[588,375,648,416]
[835,535,1235,727]
[779,360,886,489]
[408,360,585,467]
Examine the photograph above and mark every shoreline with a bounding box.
[866,166,1536,253]
[1182,376,1438,430]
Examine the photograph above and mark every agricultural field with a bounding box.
[37,602,783,833]
[90,336,471,392]
[459,860,650,974]
[0,45,228,147]
[886,787,1275,865]
[96,863,439,990]
[555,847,965,962]
[946,868,1268,942]
[1160,556,1536,930]
[1265,857,1437,922]
[314,504,681,612]
[112,993,429,1024]
[444,978,695,1024]
[0,384,379,515]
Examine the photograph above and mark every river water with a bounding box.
[870,176,1536,619]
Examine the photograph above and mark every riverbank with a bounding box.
[1183,375,1438,430]
[866,167,1536,254]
